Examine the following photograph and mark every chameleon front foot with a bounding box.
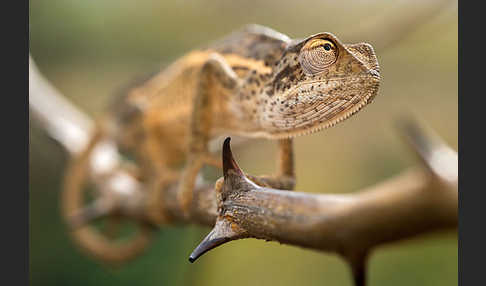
[176,152,220,218]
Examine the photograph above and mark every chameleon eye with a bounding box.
[299,38,338,75]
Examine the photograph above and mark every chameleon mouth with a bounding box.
[262,76,380,139]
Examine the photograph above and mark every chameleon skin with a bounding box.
[104,24,380,219]
[111,24,379,164]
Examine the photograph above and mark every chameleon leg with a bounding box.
[177,53,238,216]
[246,139,296,190]
[274,138,296,189]
[140,123,180,225]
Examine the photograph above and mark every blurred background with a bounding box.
[29,0,457,285]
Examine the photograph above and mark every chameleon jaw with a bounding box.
[266,95,373,139]
[258,76,380,140]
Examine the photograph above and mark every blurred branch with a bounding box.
[29,54,93,155]
[344,0,456,52]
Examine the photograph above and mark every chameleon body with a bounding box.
[95,24,380,222]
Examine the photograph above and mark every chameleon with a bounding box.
[69,24,380,228]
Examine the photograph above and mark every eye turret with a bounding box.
[298,38,338,75]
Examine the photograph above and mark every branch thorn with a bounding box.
[396,117,457,184]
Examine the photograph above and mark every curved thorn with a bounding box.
[222,137,243,178]
[396,118,436,161]
[189,218,246,263]
[188,229,231,263]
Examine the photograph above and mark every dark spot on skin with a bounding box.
[251,90,256,95]
[272,64,300,88]
[284,104,289,108]
[232,65,249,71]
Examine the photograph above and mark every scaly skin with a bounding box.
[110,24,379,165]
[84,24,380,224]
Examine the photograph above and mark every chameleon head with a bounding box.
[260,32,380,138]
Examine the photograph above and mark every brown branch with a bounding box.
[186,126,457,285]
[343,0,455,52]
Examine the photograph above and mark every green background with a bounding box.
[30,1,457,285]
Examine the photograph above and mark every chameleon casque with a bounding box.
[64,24,380,259]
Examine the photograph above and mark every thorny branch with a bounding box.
[189,132,457,286]
[29,2,457,282]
